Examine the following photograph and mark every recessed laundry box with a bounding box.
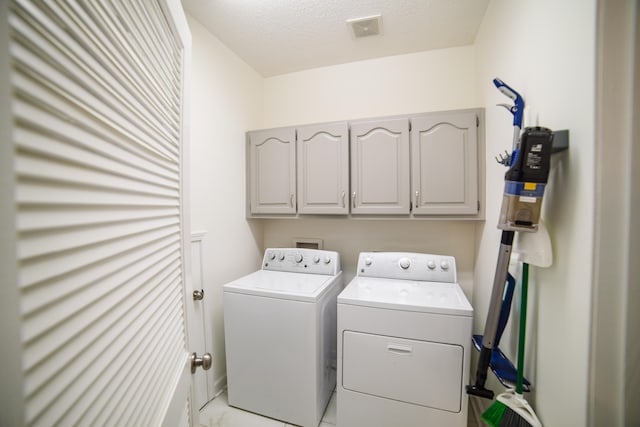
[223,248,343,427]
[337,252,473,427]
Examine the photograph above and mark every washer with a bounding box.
[223,248,343,427]
[337,252,473,427]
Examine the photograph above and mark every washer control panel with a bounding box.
[263,248,341,275]
[356,252,456,283]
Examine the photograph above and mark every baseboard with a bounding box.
[468,396,486,427]
[211,374,227,399]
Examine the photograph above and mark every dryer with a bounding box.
[337,252,472,427]
[223,248,342,427]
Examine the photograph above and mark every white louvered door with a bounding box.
[0,1,195,426]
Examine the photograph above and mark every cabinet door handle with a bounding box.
[290,194,294,208]
[341,191,346,207]
[352,192,356,209]
[415,190,420,207]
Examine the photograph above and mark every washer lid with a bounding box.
[338,276,472,316]
[223,270,341,302]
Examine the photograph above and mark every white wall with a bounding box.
[261,46,481,296]
[187,15,264,396]
[590,2,639,425]
[263,46,479,127]
[264,219,477,297]
[474,1,596,425]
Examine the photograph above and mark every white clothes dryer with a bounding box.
[223,248,343,427]
[337,252,473,427]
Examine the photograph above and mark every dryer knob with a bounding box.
[440,260,450,271]
[278,253,285,261]
[427,260,436,270]
[324,256,332,264]
[268,252,276,261]
[399,257,411,270]
[295,253,303,263]
[364,257,373,266]
[313,255,320,264]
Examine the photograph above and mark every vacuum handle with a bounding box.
[493,78,524,129]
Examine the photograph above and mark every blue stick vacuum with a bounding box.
[467,79,553,399]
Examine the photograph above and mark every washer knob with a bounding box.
[268,252,276,261]
[295,253,303,263]
[399,257,411,270]
[427,260,436,270]
[364,257,373,266]
[278,253,285,261]
[324,256,332,264]
[313,255,320,264]
[440,260,450,271]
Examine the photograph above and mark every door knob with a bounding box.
[193,289,204,301]
[190,352,212,373]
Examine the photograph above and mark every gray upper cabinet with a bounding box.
[297,122,349,214]
[246,109,483,218]
[410,111,479,215]
[248,127,296,215]
[350,118,411,215]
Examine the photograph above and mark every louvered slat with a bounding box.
[60,284,181,425]
[113,1,179,101]
[11,0,180,160]
[9,0,189,425]
[81,287,182,426]
[21,236,179,318]
[13,97,179,177]
[25,269,182,423]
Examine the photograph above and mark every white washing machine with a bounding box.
[223,248,343,427]
[337,252,473,427]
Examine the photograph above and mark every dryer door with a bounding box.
[342,331,464,413]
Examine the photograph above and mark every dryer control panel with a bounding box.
[356,252,457,283]
[263,248,341,276]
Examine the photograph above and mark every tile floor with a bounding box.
[199,390,336,427]
[199,389,480,427]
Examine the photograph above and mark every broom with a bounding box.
[481,262,542,427]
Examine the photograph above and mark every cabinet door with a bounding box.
[411,112,478,215]
[297,122,349,214]
[248,128,296,214]
[350,118,410,214]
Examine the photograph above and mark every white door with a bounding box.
[0,1,198,426]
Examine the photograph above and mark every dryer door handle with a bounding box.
[387,343,413,355]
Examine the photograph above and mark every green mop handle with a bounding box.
[517,262,530,394]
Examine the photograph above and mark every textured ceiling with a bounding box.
[181,0,489,77]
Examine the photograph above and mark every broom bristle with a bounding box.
[481,399,507,426]
[498,406,534,426]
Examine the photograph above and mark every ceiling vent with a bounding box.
[346,14,382,38]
